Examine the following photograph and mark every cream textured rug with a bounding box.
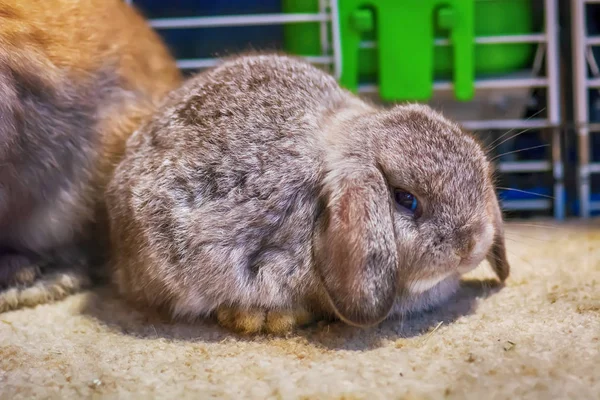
[1,220,599,399]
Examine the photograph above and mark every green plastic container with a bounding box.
[283,0,535,100]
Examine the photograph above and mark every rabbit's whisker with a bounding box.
[506,222,560,229]
[504,233,554,242]
[496,187,555,200]
[486,127,535,154]
[491,144,549,161]
[503,248,536,270]
[486,108,546,149]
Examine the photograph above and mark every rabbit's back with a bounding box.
[121,54,351,225]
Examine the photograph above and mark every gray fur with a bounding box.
[107,54,509,327]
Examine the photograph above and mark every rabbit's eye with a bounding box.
[394,189,419,215]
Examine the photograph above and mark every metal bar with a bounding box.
[177,59,219,69]
[460,119,549,131]
[358,77,547,94]
[587,78,600,87]
[469,34,547,44]
[587,163,600,173]
[149,13,330,29]
[590,201,600,211]
[318,0,330,56]
[532,44,547,74]
[546,0,561,126]
[586,36,600,46]
[360,34,546,49]
[436,34,546,46]
[586,47,600,76]
[179,61,546,94]
[545,0,563,219]
[176,56,335,70]
[330,0,343,80]
[496,161,552,173]
[500,199,552,210]
[572,0,591,217]
[285,55,336,64]
[433,77,547,90]
[552,128,565,219]
[554,179,565,217]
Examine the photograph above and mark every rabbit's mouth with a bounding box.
[454,222,495,274]
[406,272,453,295]
[457,259,483,275]
[456,246,493,275]
[391,273,462,318]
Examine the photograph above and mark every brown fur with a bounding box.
[106,54,509,335]
[0,0,182,312]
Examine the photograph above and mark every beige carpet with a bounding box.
[1,220,598,399]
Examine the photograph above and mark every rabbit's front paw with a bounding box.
[0,251,91,313]
[0,253,41,288]
[216,306,313,335]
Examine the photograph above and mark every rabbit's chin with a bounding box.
[388,273,462,319]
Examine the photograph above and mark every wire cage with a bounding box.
[125,0,564,219]
[572,0,600,217]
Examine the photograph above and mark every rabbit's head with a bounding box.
[314,103,509,327]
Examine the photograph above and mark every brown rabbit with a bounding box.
[0,0,182,312]
[106,54,510,335]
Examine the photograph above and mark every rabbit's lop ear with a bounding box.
[315,166,398,327]
[486,193,510,281]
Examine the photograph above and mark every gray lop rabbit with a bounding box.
[106,54,510,335]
